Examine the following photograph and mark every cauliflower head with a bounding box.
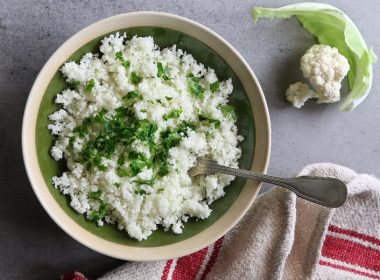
[286,82,318,108]
[300,44,350,103]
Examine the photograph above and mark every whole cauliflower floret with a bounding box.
[286,82,318,108]
[300,44,350,103]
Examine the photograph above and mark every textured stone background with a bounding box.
[0,0,379,279]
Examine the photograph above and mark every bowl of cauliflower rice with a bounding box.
[22,12,271,260]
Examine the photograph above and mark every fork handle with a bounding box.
[207,164,347,208]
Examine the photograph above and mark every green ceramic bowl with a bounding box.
[22,12,271,261]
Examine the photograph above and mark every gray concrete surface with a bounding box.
[1,0,379,279]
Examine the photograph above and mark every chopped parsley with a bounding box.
[68,136,76,149]
[187,76,204,99]
[157,62,170,80]
[85,79,95,93]
[75,107,156,171]
[69,80,80,89]
[88,190,102,200]
[163,108,183,121]
[115,51,131,69]
[88,200,107,222]
[87,190,107,223]
[134,178,157,185]
[210,81,220,93]
[218,104,237,121]
[134,186,147,195]
[136,120,158,141]
[165,96,173,101]
[130,71,142,85]
[198,114,221,128]
[122,90,141,100]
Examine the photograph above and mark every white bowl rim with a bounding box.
[22,11,271,261]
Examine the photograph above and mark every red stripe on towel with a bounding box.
[328,225,380,246]
[161,259,173,280]
[200,237,224,280]
[171,247,208,280]
[322,235,380,272]
[319,260,380,279]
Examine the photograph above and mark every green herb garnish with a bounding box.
[134,178,157,185]
[163,108,183,121]
[125,90,141,99]
[187,76,204,99]
[210,81,220,93]
[88,200,107,222]
[165,96,173,101]
[136,120,158,141]
[68,136,76,149]
[157,62,170,80]
[218,104,237,121]
[115,51,131,69]
[130,72,142,85]
[134,186,147,195]
[85,79,95,93]
[69,80,80,89]
[198,114,221,128]
[88,190,102,200]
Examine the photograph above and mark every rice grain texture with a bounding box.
[49,33,243,240]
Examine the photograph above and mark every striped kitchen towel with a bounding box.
[68,163,380,280]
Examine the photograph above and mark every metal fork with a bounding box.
[188,158,347,208]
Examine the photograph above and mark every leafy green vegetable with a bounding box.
[115,51,131,69]
[210,81,220,93]
[69,80,80,89]
[157,62,170,80]
[176,121,196,135]
[157,163,169,176]
[134,186,147,195]
[165,96,173,101]
[130,72,143,85]
[88,200,107,222]
[162,132,182,150]
[68,136,76,149]
[198,114,221,128]
[136,120,158,141]
[88,190,102,200]
[218,104,237,120]
[253,3,377,111]
[117,151,153,177]
[129,160,147,176]
[85,79,95,93]
[87,190,107,223]
[122,90,142,106]
[125,90,141,99]
[187,76,204,99]
[163,108,183,121]
[134,178,157,185]
[75,107,156,172]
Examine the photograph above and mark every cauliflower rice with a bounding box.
[49,33,243,240]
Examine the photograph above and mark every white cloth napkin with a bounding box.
[99,163,380,280]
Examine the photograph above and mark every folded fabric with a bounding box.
[92,163,380,280]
